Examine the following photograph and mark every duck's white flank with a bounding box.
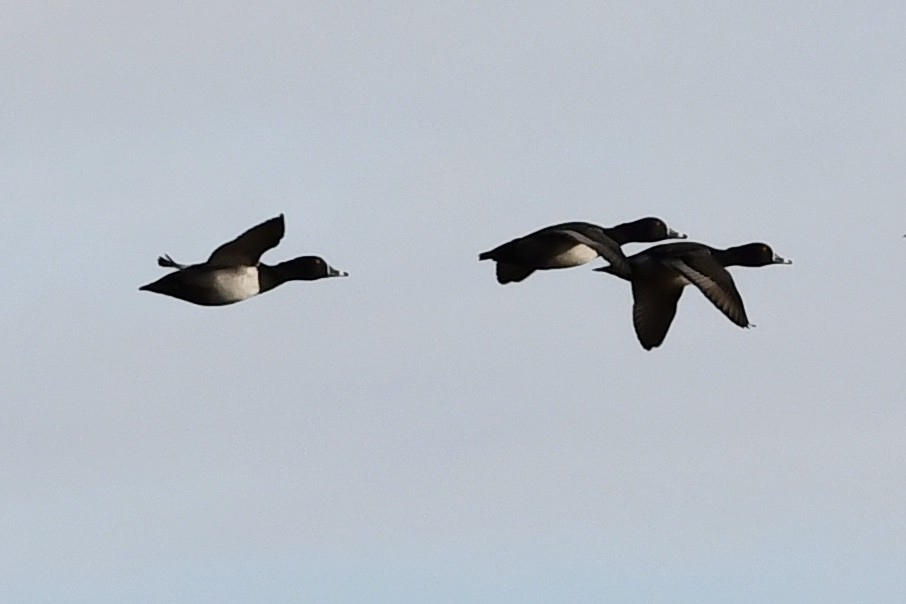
[546,244,599,268]
[211,266,261,303]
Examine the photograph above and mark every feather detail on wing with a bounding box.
[663,256,749,328]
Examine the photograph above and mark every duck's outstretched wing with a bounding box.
[208,214,285,266]
[493,262,536,284]
[663,252,750,328]
[631,281,684,350]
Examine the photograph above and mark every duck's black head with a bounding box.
[274,256,349,281]
[608,217,687,244]
[724,243,792,267]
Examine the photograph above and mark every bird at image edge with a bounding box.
[139,214,347,306]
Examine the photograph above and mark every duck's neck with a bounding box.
[256,262,297,292]
[602,221,635,245]
[713,245,754,267]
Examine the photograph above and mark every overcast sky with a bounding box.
[3,2,905,602]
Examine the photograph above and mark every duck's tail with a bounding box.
[157,254,187,270]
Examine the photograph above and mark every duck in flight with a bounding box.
[139,214,347,306]
[479,217,686,284]
[595,242,790,350]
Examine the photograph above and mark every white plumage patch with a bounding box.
[545,244,599,268]
[211,266,260,303]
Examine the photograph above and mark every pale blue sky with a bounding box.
[3,2,905,602]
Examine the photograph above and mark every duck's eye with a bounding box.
[315,258,322,265]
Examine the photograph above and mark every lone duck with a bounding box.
[595,242,790,350]
[139,214,347,306]
[479,217,686,284]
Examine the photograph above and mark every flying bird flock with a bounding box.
[141,214,790,350]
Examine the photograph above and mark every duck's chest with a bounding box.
[209,266,261,303]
